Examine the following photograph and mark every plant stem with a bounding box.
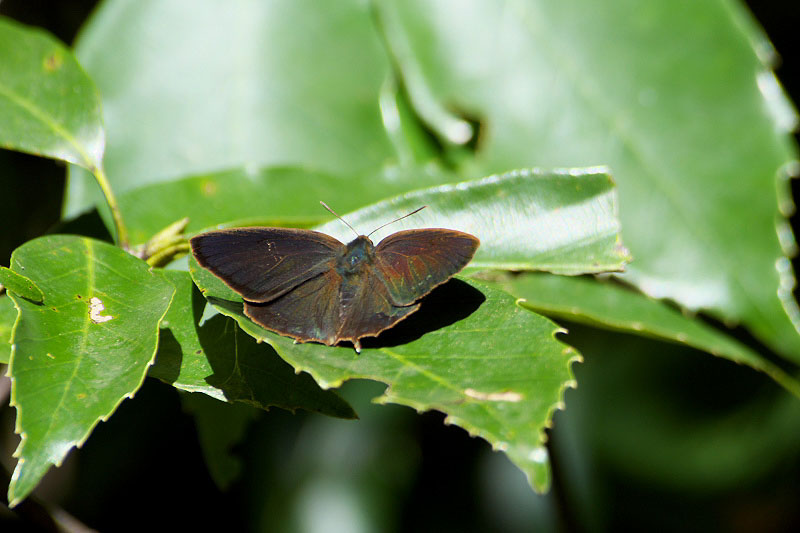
[93,165,129,250]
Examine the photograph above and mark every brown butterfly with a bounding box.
[190,203,479,352]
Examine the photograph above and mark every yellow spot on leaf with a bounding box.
[43,52,63,72]
[201,180,218,197]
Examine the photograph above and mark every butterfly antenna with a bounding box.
[320,201,360,238]
[367,205,427,238]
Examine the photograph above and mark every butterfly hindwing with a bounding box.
[244,269,343,345]
[191,224,480,351]
[190,228,343,303]
[373,229,480,306]
[336,267,420,346]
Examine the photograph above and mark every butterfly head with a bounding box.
[338,235,375,274]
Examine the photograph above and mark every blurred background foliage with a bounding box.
[1,0,799,531]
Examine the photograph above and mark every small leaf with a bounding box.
[181,392,258,490]
[316,168,630,274]
[151,270,356,419]
[0,17,104,170]
[0,266,44,303]
[6,235,175,507]
[191,256,578,492]
[0,295,16,364]
[504,273,800,398]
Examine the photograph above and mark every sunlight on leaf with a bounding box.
[6,235,174,507]
[316,168,630,274]
[376,0,800,362]
[191,252,579,492]
[0,17,103,170]
[66,0,394,216]
[0,267,44,303]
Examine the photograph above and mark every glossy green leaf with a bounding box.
[503,273,800,397]
[6,235,175,507]
[0,17,103,170]
[375,0,800,361]
[65,0,396,216]
[315,168,630,274]
[114,166,445,246]
[0,266,44,303]
[0,295,16,364]
[151,270,356,419]
[191,255,579,492]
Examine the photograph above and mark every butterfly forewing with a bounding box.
[190,228,343,303]
[373,229,480,306]
[191,222,480,351]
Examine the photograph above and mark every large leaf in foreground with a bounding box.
[6,236,174,506]
[191,257,578,492]
[315,169,630,274]
[0,17,103,170]
[503,273,800,397]
[377,0,800,361]
[66,0,396,216]
[151,270,355,419]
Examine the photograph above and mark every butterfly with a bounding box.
[190,203,480,352]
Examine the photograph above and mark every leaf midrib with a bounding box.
[0,81,95,169]
[506,0,795,337]
[34,238,95,459]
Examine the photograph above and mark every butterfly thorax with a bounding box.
[336,235,375,275]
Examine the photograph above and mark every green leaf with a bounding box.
[6,235,175,507]
[315,168,630,274]
[503,273,800,397]
[0,295,16,364]
[118,167,629,276]
[191,253,579,492]
[65,0,397,216]
[0,17,103,170]
[375,0,800,362]
[0,266,44,303]
[115,166,446,246]
[151,270,356,419]
[181,392,258,490]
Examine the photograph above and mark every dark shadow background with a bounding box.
[1,1,799,531]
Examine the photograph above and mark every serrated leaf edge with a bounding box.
[6,247,175,507]
[205,279,583,492]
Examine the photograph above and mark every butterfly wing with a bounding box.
[247,266,419,349]
[335,267,420,348]
[244,269,343,345]
[190,227,343,303]
[374,229,480,306]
